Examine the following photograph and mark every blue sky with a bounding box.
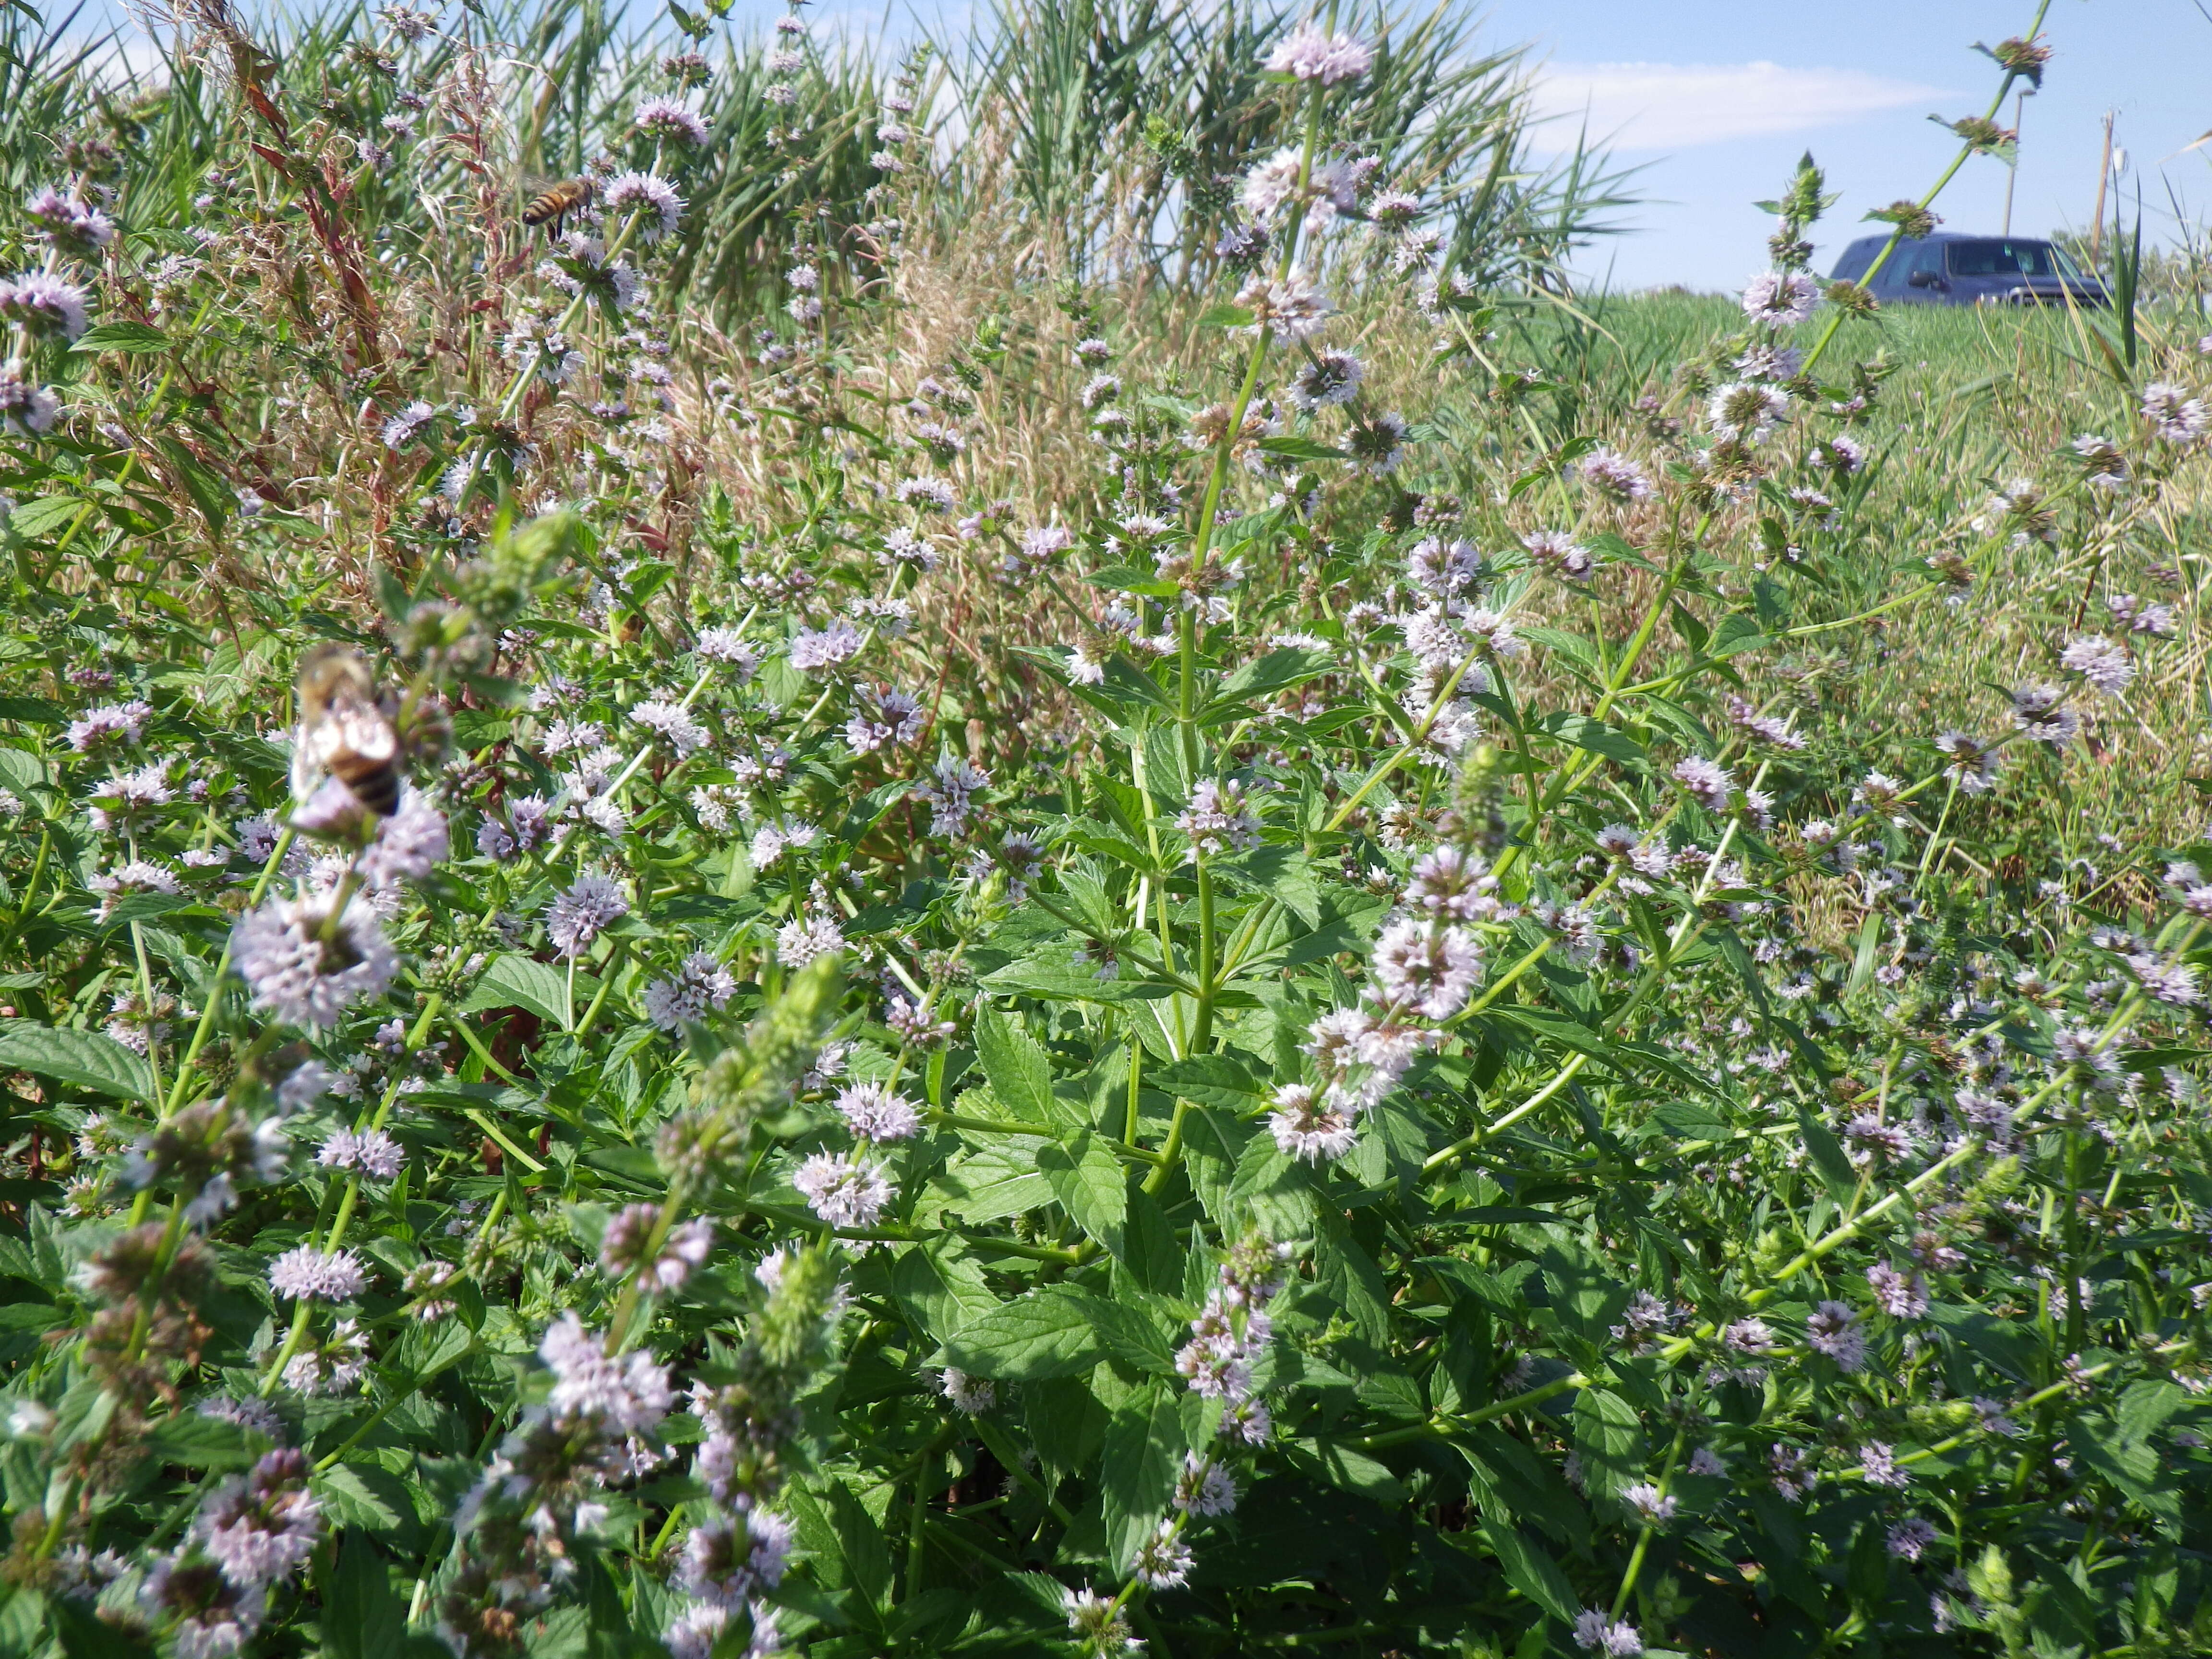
[811,0,2212,290]
[1477,0,2210,290]
[81,0,2212,291]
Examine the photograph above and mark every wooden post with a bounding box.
[2002,89,2032,235]
[2090,111,2115,265]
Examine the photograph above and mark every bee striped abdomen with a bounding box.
[522,179,594,230]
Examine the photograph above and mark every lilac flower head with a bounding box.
[1264,23,1373,84]
[539,1311,672,1433]
[1572,1611,1644,1656]
[0,271,91,342]
[915,756,990,838]
[602,170,684,241]
[776,914,845,969]
[2140,382,2210,445]
[193,1449,321,1590]
[232,894,397,1028]
[2058,634,2133,697]
[68,699,154,755]
[2009,682,2079,746]
[1177,777,1262,857]
[1579,446,1654,503]
[26,185,115,253]
[547,871,629,957]
[793,1151,893,1230]
[1267,1082,1358,1162]
[1804,1300,1865,1371]
[835,1080,923,1143]
[381,399,435,449]
[317,1129,405,1180]
[1287,348,1363,410]
[1741,270,1820,325]
[790,619,866,672]
[268,1246,368,1303]
[642,950,738,1030]
[599,1203,713,1289]
[1370,917,1483,1021]
[0,361,59,436]
[1671,755,1733,811]
[634,95,709,145]
[1233,269,1333,341]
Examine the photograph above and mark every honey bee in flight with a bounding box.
[291,643,401,819]
[521,177,595,238]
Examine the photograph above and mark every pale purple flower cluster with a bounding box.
[1177,777,1263,856]
[793,1151,894,1230]
[1263,23,1373,84]
[776,913,845,968]
[1804,1301,1865,1371]
[791,619,865,672]
[0,270,92,341]
[233,894,398,1029]
[635,95,709,145]
[26,184,116,252]
[631,697,713,756]
[1232,269,1333,342]
[915,756,989,837]
[268,1245,369,1302]
[1579,446,1654,503]
[846,685,928,754]
[603,170,684,240]
[642,950,738,1030]
[357,793,449,888]
[317,1128,405,1179]
[1740,269,1820,325]
[600,1204,714,1288]
[2140,382,2209,445]
[548,871,629,957]
[834,1080,923,1143]
[2058,634,2134,697]
[1174,1239,1290,1451]
[68,698,154,754]
[1573,1611,1644,1656]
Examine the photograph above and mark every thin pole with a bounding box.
[2090,111,2115,265]
[2002,89,2032,235]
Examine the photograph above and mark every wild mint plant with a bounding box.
[0,1,2206,1657]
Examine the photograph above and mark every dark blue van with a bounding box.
[1829,233,2106,306]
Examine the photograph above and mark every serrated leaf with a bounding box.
[0,1022,155,1101]
[458,952,586,1028]
[891,1242,1001,1343]
[324,1530,403,1659]
[928,1140,1055,1223]
[1039,1129,1128,1257]
[1154,1054,1264,1112]
[1571,1387,1643,1502]
[144,1411,265,1470]
[1281,1437,1407,1504]
[941,1285,1110,1379]
[1796,1109,1858,1202]
[155,438,230,535]
[1540,711,1646,767]
[974,1004,1060,1125]
[315,1462,415,1536]
[1254,435,1347,462]
[3,496,89,541]
[1479,1519,1582,1623]
[71,321,173,355]
[1101,1381,1182,1572]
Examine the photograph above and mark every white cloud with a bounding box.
[1527,60,1953,153]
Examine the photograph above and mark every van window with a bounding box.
[1907,242,1946,281]
[1945,240,2059,277]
